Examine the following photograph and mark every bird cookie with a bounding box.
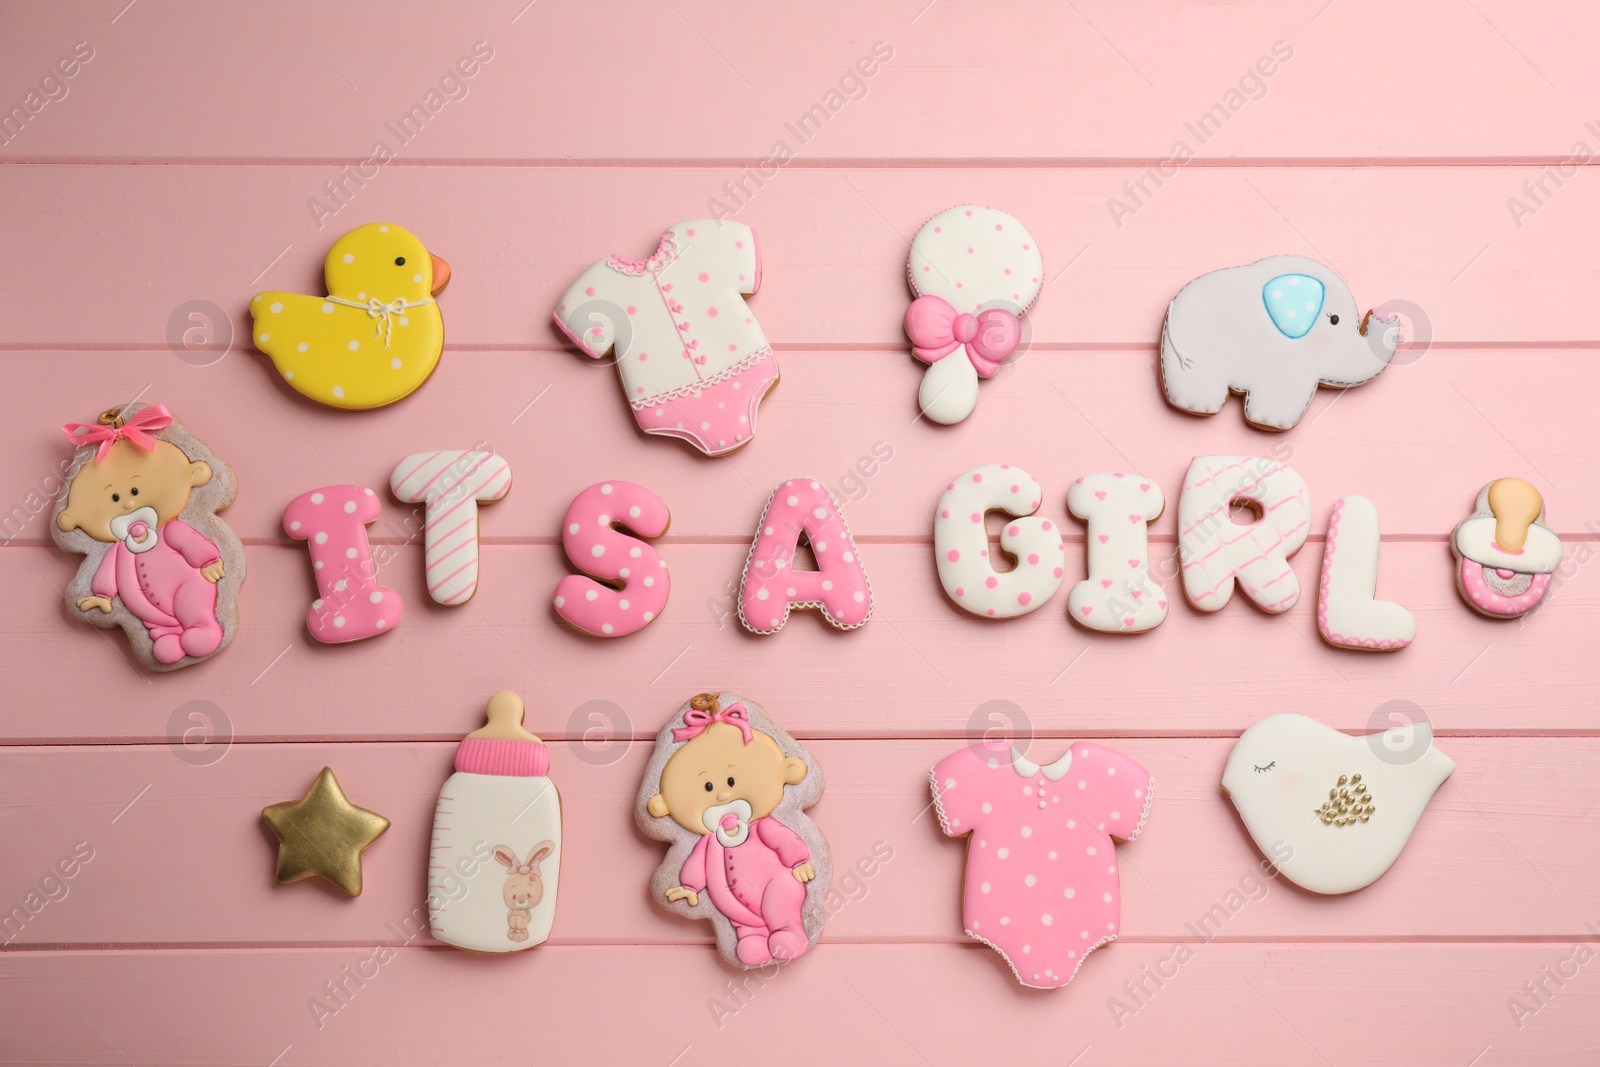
[251,222,450,409]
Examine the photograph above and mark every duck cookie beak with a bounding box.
[429,253,452,294]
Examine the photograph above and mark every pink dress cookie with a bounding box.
[553,220,777,457]
[1450,478,1560,619]
[737,478,872,634]
[284,485,403,643]
[905,205,1043,424]
[932,740,1154,989]
[933,463,1064,618]
[553,480,670,638]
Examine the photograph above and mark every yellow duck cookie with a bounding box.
[250,223,451,410]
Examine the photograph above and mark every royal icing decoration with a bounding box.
[905,205,1042,424]
[283,485,403,643]
[932,740,1153,989]
[553,481,670,638]
[262,767,390,897]
[638,693,831,968]
[738,479,872,634]
[933,464,1064,618]
[53,404,244,670]
[1065,472,1168,633]
[429,692,562,954]
[251,222,450,410]
[1450,478,1561,619]
[1159,255,1399,430]
[389,450,513,606]
[1178,455,1310,614]
[1222,714,1454,894]
[1317,495,1416,650]
[553,220,777,456]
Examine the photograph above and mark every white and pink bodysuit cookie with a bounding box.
[1066,472,1168,633]
[638,692,831,969]
[390,450,513,605]
[284,485,403,643]
[1317,495,1416,650]
[553,220,777,456]
[933,464,1064,618]
[1450,478,1561,619]
[931,740,1153,989]
[738,479,871,634]
[905,205,1042,424]
[1178,455,1311,614]
[553,481,670,637]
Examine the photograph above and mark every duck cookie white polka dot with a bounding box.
[553,481,671,638]
[1450,477,1561,619]
[905,205,1042,425]
[251,223,450,410]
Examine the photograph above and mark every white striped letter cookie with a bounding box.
[390,450,513,605]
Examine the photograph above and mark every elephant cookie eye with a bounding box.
[1328,313,1340,325]
[1253,761,1276,773]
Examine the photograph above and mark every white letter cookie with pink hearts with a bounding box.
[1066,472,1168,633]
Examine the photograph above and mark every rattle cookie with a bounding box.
[637,692,831,968]
[53,403,244,671]
[428,692,562,953]
[251,222,450,410]
[554,220,778,457]
[390,450,513,606]
[1222,713,1454,894]
[1450,478,1561,619]
[931,739,1153,989]
[1159,256,1398,430]
[905,205,1042,425]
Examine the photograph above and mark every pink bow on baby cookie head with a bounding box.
[673,702,754,745]
[61,405,174,462]
[904,295,1021,377]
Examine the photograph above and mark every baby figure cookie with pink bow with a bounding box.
[52,403,244,671]
[905,205,1043,424]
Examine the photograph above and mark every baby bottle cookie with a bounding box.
[428,692,562,954]
[1450,478,1561,619]
[52,404,244,670]
[637,692,831,968]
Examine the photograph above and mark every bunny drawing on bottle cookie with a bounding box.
[494,842,554,942]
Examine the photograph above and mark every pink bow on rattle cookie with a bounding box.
[62,405,174,462]
[674,702,754,745]
[904,295,1021,377]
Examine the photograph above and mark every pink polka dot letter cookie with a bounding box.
[390,450,513,606]
[553,481,670,638]
[283,485,403,643]
[931,739,1153,989]
[738,479,871,634]
[905,205,1042,425]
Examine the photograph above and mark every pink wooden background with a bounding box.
[2,0,1598,1063]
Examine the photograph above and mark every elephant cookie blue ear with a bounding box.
[1262,274,1325,339]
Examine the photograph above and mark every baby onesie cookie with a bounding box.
[53,403,244,671]
[905,205,1042,424]
[1450,478,1561,619]
[1178,455,1310,614]
[1159,256,1398,430]
[931,740,1153,989]
[390,450,513,605]
[283,485,403,642]
[1222,713,1455,894]
[252,222,450,410]
[1318,495,1416,650]
[553,220,777,456]
[738,478,871,634]
[933,463,1064,618]
[428,692,562,954]
[637,692,831,969]
[1066,472,1168,633]
[553,480,670,637]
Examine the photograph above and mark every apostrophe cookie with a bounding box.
[53,403,244,671]
[252,222,450,410]
[636,692,830,968]
[1450,478,1561,619]
[390,450,513,605]
[553,481,670,637]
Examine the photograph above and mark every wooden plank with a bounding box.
[1,164,1596,349]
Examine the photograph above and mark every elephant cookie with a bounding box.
[1450,478,1561,619]
[905,205,1042,424]
[52,403,244,671]
[1159,255,1399,430]
[1222,714,1455,894]
[636,692,831,969]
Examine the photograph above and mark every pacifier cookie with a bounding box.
[1450,478,1561,619]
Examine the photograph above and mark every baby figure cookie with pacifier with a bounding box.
[1450,477,1561,619]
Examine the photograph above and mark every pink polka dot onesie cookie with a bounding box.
[554,220,777,457]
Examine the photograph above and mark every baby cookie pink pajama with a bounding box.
[92,520,222,664]
[679,817,811,965]
[553,221,778,456]
[932,740,1153,988]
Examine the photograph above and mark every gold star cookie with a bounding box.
[262,767,389,896]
